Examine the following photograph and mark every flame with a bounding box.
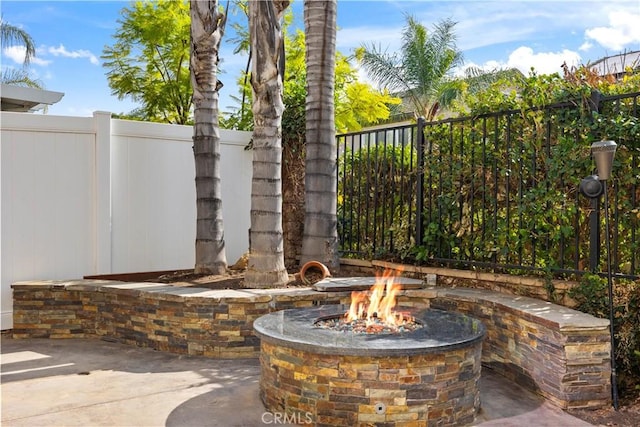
[345,269,405,327]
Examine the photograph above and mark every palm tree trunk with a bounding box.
[190,0,227,274]
[245,0,290,287]
[300,0,339,271]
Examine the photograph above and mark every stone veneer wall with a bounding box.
[260,340,482,426]
[11,281,348,358]
[419,288,611,410]
[11,279,610,409]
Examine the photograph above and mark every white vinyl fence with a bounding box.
[1,111,252,329]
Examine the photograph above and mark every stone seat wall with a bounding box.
[400,288,611,410]
[11,279,610,409]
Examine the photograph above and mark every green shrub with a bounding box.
[338,143,418,257]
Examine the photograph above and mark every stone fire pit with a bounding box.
[254,304,485,426]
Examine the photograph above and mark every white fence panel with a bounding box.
[217,129,253,265]
[110,119,252,273]
[1,111,252,329]
[1,113,97,328]
[110,119,198,273]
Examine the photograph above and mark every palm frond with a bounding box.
[358,43,408,93]
[0,17,37,66]
[1,68,44,88]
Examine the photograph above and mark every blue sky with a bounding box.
[2,0,639,117]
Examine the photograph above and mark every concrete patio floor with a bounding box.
[1,337,594,426]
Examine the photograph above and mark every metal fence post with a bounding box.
[416,117,426,246]
[589,197,601,271]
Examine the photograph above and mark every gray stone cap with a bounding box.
[253,304,485,357]
[10,279,316,303]
[434,287,610,332]
[11,279,123,289]
[313,276,429,292]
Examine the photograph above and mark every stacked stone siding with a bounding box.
[12,285,91,338]
[427,288,611,409]
[260,340,482,427]
[12,281,349,358]
[11,279,610,409]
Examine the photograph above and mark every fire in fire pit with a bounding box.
[315,269,423,334]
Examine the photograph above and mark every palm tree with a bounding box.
[299,0,339,271]
[1,17,42,88]
[357,16,463,120]
[190,0,228,274]
[244,0,290,288]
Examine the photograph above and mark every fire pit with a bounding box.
[253,273,486,426]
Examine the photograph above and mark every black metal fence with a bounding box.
[337,91,640,280]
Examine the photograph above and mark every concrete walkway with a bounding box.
[1,337,593,426]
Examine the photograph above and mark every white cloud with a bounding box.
[466,47,582,76]
[3,46,27,64]
[508,47,582,75]
[48,44,99,65]
[30,56,50,66]
[2,46,51,66]
[584,11,640,51]
[579,41,594,52]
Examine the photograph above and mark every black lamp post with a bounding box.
[591,140,619,410]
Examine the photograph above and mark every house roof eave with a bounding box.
[1,84,64,112]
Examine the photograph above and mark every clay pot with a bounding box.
[299,261,331,285]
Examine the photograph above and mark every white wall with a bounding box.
[1,111,252,329]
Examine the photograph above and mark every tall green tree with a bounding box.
[357,16,463,120]
[102,0,192,124]
[190,0,228,274]
[1,18,42,88]
[300,0,339,271]
[245,0,290,287]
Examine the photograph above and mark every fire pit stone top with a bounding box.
[253,304,485,357]
[312,275,432,292]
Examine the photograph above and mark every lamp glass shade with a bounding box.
[591,140,617,180]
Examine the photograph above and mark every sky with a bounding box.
[2,0,639,117]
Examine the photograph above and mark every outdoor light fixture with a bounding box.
[591,140,619,410]
[591,140,617,180]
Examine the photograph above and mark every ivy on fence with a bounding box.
[337,68,640,280]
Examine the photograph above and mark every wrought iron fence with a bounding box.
[336,92,640,280]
